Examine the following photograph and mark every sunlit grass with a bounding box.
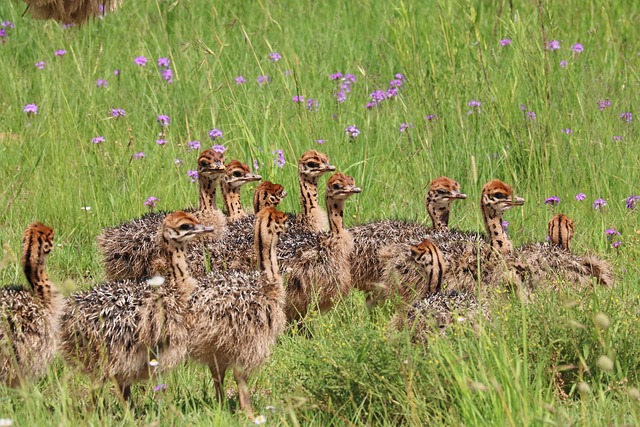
[1,0,639,425]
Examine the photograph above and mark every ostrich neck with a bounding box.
[326,196,348,237]
[482,204,512,254]
[222,180,245,222]
[163,237,194,297]
[199,175,221,213]
[299,174,322,229]
[255,226,281,283]
[23,256,53,308]
[427,201,451,232]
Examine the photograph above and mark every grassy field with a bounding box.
[1,0,639,425]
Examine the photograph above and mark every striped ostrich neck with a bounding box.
[326,195,347,236]
[254,221,280,282]
[427,198,450,232]
[23,248,52,308]
[221,180,245,222]
[162,237,193,293]
[482,203,512,254]
[299,174,321,229]
[198,174,222,213]
[549,219,571,251]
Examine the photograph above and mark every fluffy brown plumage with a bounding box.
[97,149,226,281]
[0,223,60,387]
[503,214,613,291]
[350,176,468,299]
[23,0,122,25]
[284,172,361,321]
[182,180,288,278]
[390,239,485,342]
[188,207,289,419]
[60,212,213,402]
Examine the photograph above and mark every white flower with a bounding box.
[149,359,159,367]
[254,415,267,425]
[81,206,91,211]
[457,316,467,323]
[0,419,13,427]
[147,276,165,287]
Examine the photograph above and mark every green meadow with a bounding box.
[1,0,639,425]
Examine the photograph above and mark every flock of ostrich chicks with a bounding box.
[0,149,612,419]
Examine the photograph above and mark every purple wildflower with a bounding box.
[187,140,201,151]
[157,57,170,68]
[545,196,560,205]
[502,221,509,235]
[114,69,121,76]
[235,75,246,85]
[292,95,305,103]
[144,196,159,209]
[134,151,145,160]
[111,108,126,118]
[306,98,319,111]
[1,21,15,29]
[153,384,167,392]
[526,111,537,120]
[593,198,607,209]
[212,144,226,153]
[134,56,148,66]
[563,128,572,134]
[620,112,633,123]
[345,125,360,139]
[54,49,67,56]
[500,39,513,46]
[157,115,170,127]
[394,73,405,81]
[371,90,387,103]
[612,241,622,249]
[626,195,640,209]
[605,228,620,236]
[91,136,105,144]
[208,128,223,141]
[95,79,108,88]
[560,60,568,68]
[344,74,357,83]
[386,87,398,98]
[329,72,343,81]
[399,123,413,133]
[35,61,46,70]
[612,135,623,142]
[24,104,38,115]
[187,169,199,183]
[575,193,586,201]
[467,100,481,114]
[334,91,347,103]
[161,68,173,84]
[597,99,611,111]
[365,101,378,110]
[519,104,527,111]
[316,139,325,144]
[340,82,353,93]
[156,139,167,146]
[256,75,270,85]
[273,149,286,168]
[389,79,404,88]
[269,52,282,62]
[253,159,260,171]
[570,43,584,53]
[425,114,437,121]
[547,40,561,51]
[62,23,74,29]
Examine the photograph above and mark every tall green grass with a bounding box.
[1,0,639,425]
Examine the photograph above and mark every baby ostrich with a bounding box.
[188,207,289,420]
[23,0,122,25]
[283,172,361,322]
[438,179,525,292]
[507,213,613,290]
[60,212,213,403]
[350,176,468,301]
[0,223,60,387]
[98,148,226,281]
[221,160,262,224]
[391,239,484,342]
[183,180,288,277]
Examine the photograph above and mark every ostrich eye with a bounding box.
[332,183,342,190]
[437,189,448,194]
[493,192,507,200]
[232,171,243,177]
[307,161,319,168]
[179,223,194,231]
[199,161,209,168]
